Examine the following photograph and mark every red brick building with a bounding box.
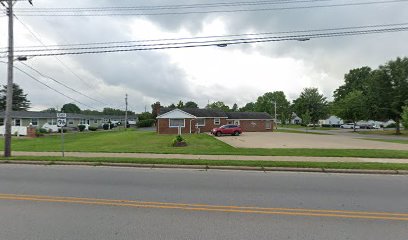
[156,106,274,134]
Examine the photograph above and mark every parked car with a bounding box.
[211,124,242,136]
[340,123,360,129]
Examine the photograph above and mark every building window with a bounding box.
[0,118,4,126]
[169,119,185,128]
[196,118,205,127]
[266,120,272,129]
[80,119,87,124]
[94,120,98,124]
[47,119,56,125]
[68,120,74,125]
[14,119,21,126]
[214,118,221,125]
[31,118,38,126]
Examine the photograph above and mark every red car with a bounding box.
[211,124,242,136]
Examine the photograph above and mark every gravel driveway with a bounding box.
[216,132,408,150]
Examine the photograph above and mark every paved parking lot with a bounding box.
[216,132,408,150]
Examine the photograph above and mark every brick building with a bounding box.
[154,103,274,134]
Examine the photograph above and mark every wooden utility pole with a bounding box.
[4,0,14,157]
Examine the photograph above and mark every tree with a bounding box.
[102,107,133,116]
[0,83,30,111]
[401,105,408,129]
[301,110,311,128]
[232,103,238,112]
[206,101,230,112]
[41,108,58,113]
[255,91,291,124]
[61,103,81,113]
[333,90,368,132]
[168,103,176,108]
[139,112,153,121]
[81,109,102,115]
[292,88,328,124]
[176,100,184,108]
[184,101,198,108]
[239,102,256,112]
[379,57,408,134]
[333,67,372,102]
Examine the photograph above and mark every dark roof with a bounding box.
[0,111,138,119]
[226,112,273,120]
[158,108,271,119]
[160,108,228,118]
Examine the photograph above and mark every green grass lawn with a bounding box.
[275,129,332,135]
[1,130,407,158]
[2,156,408,171]
[362,138,408,145]
[356,130,408,136]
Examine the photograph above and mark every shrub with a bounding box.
[78,125,86,132]
[385,123,397,128]
[137,119,155,128]
[39,128,48,134]
[58,128,67,133]
[35,129,44,137]
[88,126,97,131]
[172,135,187,147]
[103,123,109,130]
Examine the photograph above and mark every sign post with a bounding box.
[57,113,67,157]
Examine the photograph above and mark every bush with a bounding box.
[78,125,86,132]
[385,123,397,128]
[35,129,44,137]
[39,128,48,134]
[58,128,67,133]
[88,126,97,131]
[102,123,115,130]
[321,124,331,128]
[172,135,187,147]
[137,119,155,128]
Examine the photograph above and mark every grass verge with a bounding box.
[275,129,332,135]
[361,138,408,145]
[356,130,408,136]
[1,131,407,158]
[1,156,408,171]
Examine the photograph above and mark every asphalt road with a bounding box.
[0,165,407,240]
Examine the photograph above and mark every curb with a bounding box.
[1,160,408,175]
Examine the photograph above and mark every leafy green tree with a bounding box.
[239,102,256,112]
[301,110,311,128]
[379,57,408,134]
[61,103,81,113]
[255,91,290,123]
[81,109,102,115]
[102,107,133,116]
[232,103,238,112]
[168,103,176,108]
[333,90,368,132]
[333,67,372,102]
[41,107,58,113]
[138,112,153,121]
[176,100,184,108]
[206,101,230,112]
[401,105,408,129]
[292,88,328,124]
[184,101,198,108]
[0,83,30,111]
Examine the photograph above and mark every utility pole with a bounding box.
[3,0,33,157]
[124,93,128,130]
[4,0,14,157]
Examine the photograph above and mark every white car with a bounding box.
[340,123,360,129]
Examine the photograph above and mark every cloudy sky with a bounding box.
[1,0,408,112]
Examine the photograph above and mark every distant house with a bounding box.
[319,116,343,126]
[0,111,138,135]
[290,112,302,125]
[154,103,274,134]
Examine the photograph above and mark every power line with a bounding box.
[12,0,408,16]
[4,22,408,52]
[9,26,408,58]
[0,60,97,109]
[12,14,96,89]
[18,61,109,106]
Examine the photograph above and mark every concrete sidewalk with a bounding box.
[11,151,408,164]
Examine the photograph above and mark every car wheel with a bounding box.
[234,131,240,136]
[216,131,221,137]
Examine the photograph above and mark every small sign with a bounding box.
[57,113,67,118]
[57,118,67,127]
